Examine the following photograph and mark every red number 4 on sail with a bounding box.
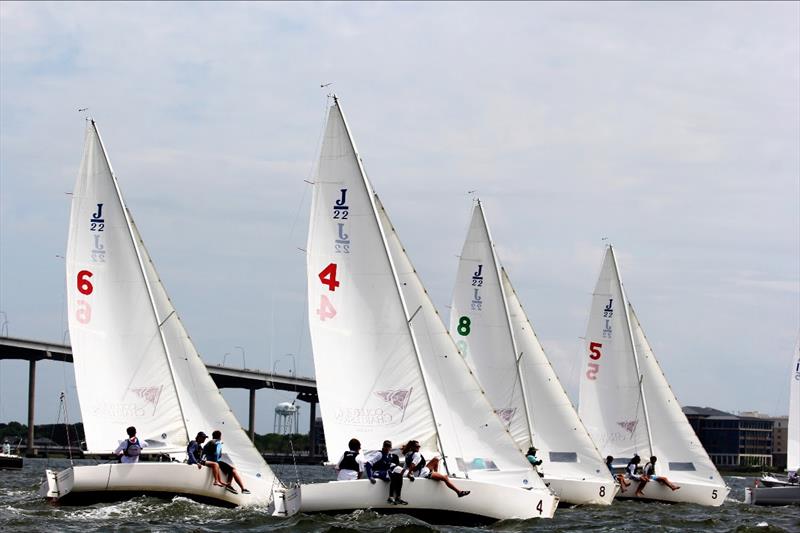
[318,263,340,291]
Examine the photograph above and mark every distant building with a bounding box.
[739,411,789,470]
[683,406,773,468]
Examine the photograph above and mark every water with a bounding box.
[1,459,797,532]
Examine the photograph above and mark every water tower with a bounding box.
[273,402,300,434]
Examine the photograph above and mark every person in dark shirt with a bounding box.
[365,440,406,505]
[187,431,224,487]
[336,438,365,480]
[606,455,630,491]
[637,456,680,495]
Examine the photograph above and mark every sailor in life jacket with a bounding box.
[336,438,365,481]
[114,426,148,464]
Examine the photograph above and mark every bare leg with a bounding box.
[636,477,648,496]
[206,462,224,486]
[658,477,680,491]
[616,474,630,490]
[232,468,247,491]
[430,472,462,494]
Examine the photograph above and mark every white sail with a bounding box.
[450,202,613,498]
[66,121,274,485]
[578,247,650,459]
[67,122,186,453]
[788,338,800,472]
[449,202,529,447]
[503,269,613,485]
[579,246,726,498]
[306,103,438,458]
[377,197,548,488]
[306,100,548,491]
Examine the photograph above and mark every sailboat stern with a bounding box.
[272,483,301,517]
[544,475,618,505]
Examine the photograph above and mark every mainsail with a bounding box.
[579,246,724,490]
[66,121,273,484]
[306,99,547,489]
[450,201,611,488]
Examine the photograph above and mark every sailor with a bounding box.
[364,439,406,505]
[202,430,251,494]
[402,440,470,498]
[526,446,544,477]
[335,438,365,481]
[625,455,646,496]
[638,456,680,494]
[606,455,630,491]
[114,426,148,464]
[187,431,225,488]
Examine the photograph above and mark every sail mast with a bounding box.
[477,200,535,447]
[91,120,191,444]
[332,97,450,472]
[609,245,653,456]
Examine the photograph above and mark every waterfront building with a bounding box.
[683,406,774,468]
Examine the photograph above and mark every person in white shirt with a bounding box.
[335,438,365,481]
[114,426,148,464]
[402,440,470,498]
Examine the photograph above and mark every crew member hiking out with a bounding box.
[403,440,470,498]
[203,430,250,495]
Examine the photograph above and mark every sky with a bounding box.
[0,2,798,436]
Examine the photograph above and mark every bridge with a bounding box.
[0,336,319,456]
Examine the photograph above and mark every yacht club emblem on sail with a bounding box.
[617,420,638,435]
[131,385,164,415]
[375,388,412,411]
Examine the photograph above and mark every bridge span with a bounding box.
[0,336,318,456]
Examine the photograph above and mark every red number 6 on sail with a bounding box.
[77,270,94,295]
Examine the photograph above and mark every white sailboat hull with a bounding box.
[745,485,800,506]
[39,463,273,507]
[296,478,558,521]
[544,475,618,505]
[616,478,729,507]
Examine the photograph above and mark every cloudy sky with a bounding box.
[1,2,798,435]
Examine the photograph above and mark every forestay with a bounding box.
[579,246,724,489]
[66,122,273,485]
[450,201,611,486]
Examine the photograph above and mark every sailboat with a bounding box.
[296,98,559,522]
[578,245,729,506]
[449,200,617,505]
[745,338,800,505]
[39,120,279,507]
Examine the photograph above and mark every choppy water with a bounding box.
[1,458,798,532]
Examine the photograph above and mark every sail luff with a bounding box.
[332,98,449,472]
[476,201,535,446]
[90,120,190,444]
[609,245,653,457]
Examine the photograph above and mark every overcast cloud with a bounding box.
[1,2,798,433]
